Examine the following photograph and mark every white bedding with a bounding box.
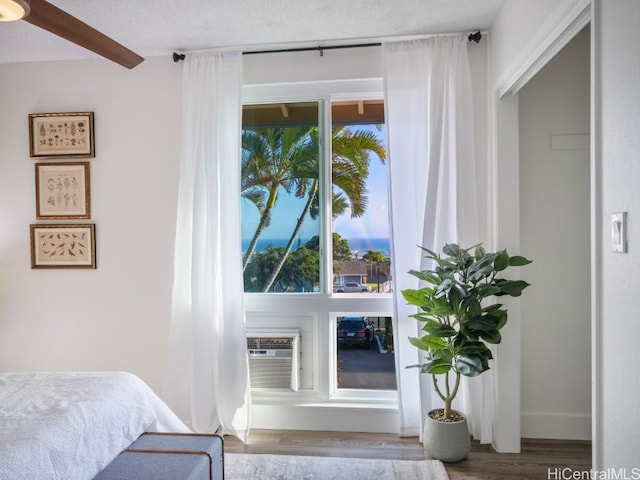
[0,371,190,480]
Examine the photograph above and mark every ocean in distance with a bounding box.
[242,237,390,257]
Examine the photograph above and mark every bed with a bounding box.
[0,371,191,480]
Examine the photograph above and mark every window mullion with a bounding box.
[320,98,333,294]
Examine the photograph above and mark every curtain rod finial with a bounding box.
[173,52,186,62]
[468,31,482,44]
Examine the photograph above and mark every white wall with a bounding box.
[593,0,640,469]
[0,57,183,395]
[491,0,565,81]
[518,27,591,440]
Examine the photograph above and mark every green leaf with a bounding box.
[423,321,457,337]
[434,278,453,299]
[494,250,510,271]
[474,245,486,260]
[410,312,437,323]
[479,330,501,344]
[467,314,501,333]
[408,269,440,285]
[477,284,501,298]
[465,314,503,343]
[495,310,508,330]
[458,321,477,339]
[448,284,464,311]
[409,335,447,351]
[442,243,462,257]
[409,336,445,352]
[509,255,533,266]
[455,355,487,377]
[458,341,491,356]
[467,253,496,282]
[461,296,482,317]
[423,357,453,375]
[430,296,454,316]
[402,288,427,306]
[418,246,438,259]
[482,303,504,313]
[495,279,531,297]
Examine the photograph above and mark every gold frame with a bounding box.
[29,112,95,158]
[35,162,91,219]
[30,224,96,269]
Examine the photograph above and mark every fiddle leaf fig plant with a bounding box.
[402,243,532,420]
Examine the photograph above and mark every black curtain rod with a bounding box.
[172,31,482,62]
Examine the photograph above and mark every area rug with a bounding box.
[225,453,450,480]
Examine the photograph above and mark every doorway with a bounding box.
[517,25,591,441]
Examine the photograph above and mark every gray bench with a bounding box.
[94,433,224,480]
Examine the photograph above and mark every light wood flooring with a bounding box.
[224,429,591,480]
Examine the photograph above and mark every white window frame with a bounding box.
[242,79,397,409]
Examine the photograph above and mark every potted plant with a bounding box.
[401,243,531,462]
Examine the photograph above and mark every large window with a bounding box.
[241,93,396,412]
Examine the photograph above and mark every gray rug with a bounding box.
[225,453,449,480]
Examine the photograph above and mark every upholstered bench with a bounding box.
[94,432,224,480]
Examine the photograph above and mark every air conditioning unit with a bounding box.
[246,330,300,391]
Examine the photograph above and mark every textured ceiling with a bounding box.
[0,0,505,65]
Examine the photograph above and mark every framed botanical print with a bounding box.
[35,162,90,219]
[30,224,96,269]
[29,112,95,158]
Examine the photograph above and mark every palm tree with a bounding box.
[241,126,317,271]
[261,126,386,292]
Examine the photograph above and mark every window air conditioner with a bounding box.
[246,330,300,391]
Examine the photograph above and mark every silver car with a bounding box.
[333,282,372,293]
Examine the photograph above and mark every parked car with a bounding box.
[333,282,372,293]
[337,316,373,348]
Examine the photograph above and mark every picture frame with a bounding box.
[29,112,95,158]
[30,224,96,269]
[35,162,90,219]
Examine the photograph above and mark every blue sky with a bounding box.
[241,125,389,242]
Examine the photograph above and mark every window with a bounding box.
[241,102,322,293]
[241,85,396,423]
[330,100,391,296]
[241,100,392,295]
[336,314,396,391]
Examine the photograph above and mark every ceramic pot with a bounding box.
[422,409,471,462]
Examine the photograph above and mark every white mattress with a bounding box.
[0,371,190,480]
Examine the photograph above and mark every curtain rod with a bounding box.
[172,31,482,62]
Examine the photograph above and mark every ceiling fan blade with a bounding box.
[23,0,144,69]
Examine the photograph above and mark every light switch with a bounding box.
[612,212,627,253]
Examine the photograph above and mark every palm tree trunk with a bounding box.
[243,183,278,271]
[243,214,269,271]
[262,181,318,292]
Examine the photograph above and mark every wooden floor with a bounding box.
[224,429,591,480]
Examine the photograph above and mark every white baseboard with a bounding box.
[521,412,591,440]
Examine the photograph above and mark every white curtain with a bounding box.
[383,35,492,442]
[165,52,251,442]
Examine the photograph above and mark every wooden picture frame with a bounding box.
[35,162,90,219]
[30,224,96,269]
[29,112,95,158]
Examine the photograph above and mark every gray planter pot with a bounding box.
[422,409,471,462]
